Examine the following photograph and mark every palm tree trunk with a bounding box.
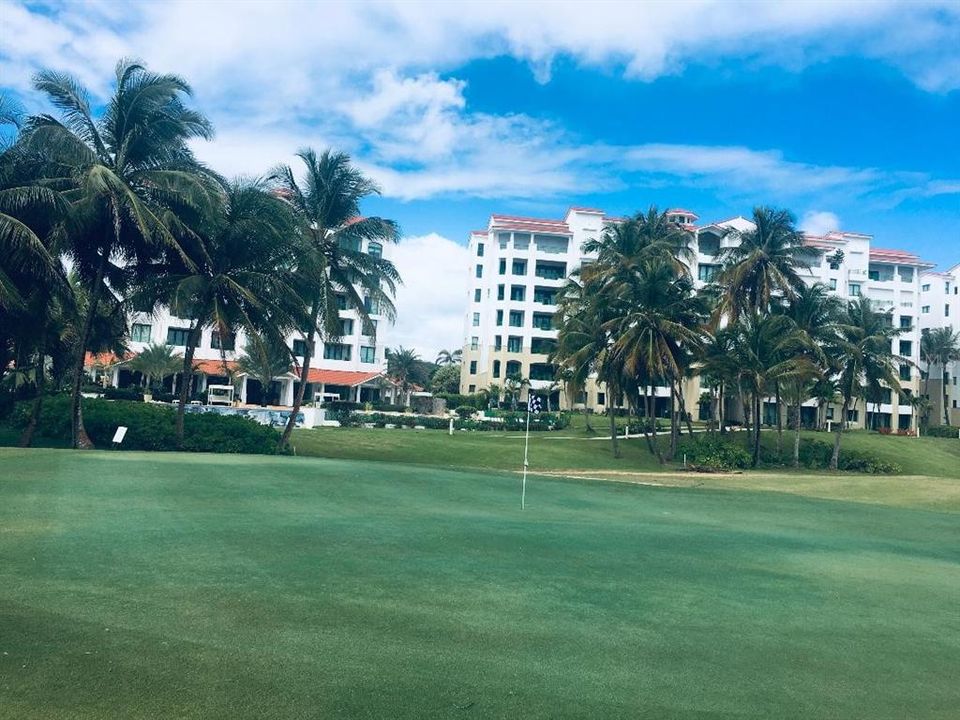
[607,405,620,459]
[69,251,109,449]
[830,398,849,470]
[719,382,726,435]
[752,391,762,468]
[775,381,783,458]
[279,309,319,450]
[678,382,694,437]
[175,322,203,446]
[19,330,47,448]
[644,389,664,464]
[943,361,951,426]
[793,386,802,468]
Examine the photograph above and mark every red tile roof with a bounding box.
[869,248,935,268]
[194,359,239,376]
[666,208,700,219]
[489,214,572,235]
[567,206,606,214]
[83,351,134,368]
[303,369,384,386]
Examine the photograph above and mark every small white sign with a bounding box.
[112,426,128,444]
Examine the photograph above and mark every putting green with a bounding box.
[1,449,958,719]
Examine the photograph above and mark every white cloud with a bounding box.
[387,233,471,359]
[801,211,842,236]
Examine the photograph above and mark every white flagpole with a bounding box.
[522,404,531,510]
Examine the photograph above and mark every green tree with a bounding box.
[430,362,461,394]
[236,334,293,407]
[20,59,220,448]
[271,149,400,448]
[128,343,181,391]
[386,346,421,404]
[921,327,960,426]
[435,348,462,365]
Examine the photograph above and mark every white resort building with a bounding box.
[919,264,960,425]
[85,238,397,409]
[460,206,935,431]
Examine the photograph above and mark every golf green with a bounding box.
[1,449,958,719]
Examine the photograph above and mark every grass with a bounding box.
[2,448,959,719]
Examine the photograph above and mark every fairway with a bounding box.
[2,449,959,719]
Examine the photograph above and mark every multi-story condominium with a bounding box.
[86,238,394,407]
[461,207,931,430]
[919,264,960,425]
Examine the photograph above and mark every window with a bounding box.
[899,316,912,329]
[494,335,502,351]
[493,360,501,378]
[166,327,191,346]
[512,259,527,276]
[697,264,720,282]
[498,232,510,249]
[339,319,354,336]
[947,305,951,317]
[508,310,524,327]
[323,344,352,361]
[367,241,382,258]
[900,340,913,356]
[899,364,912,381]
[507,336,522,352]
[469,360,477,375]
[922,283,930,292]
[131,323,152,343]
[510,285,526,301]
[364,296,380,314]
[210,330,235,351]
[360,346,376,363]
[922,305,930,314]
[533,288,556,305]
[829,278,837,291]
[468,384,476,393]
[532,313,553,330]
[497,284,505,300]
[472,312,480,327]
[499,259,507,275]
[293,339,308,356]
[848,283,861,297]
[474,288,481,302]
[597,392,606,405]
[530,337,556,355]
[335,294,348,310]
[847,409,859,422]
[477,242,484,257]
[826,407,834,420]
[496,310,503,326]
[470,336,479,350]
[364,319,378,336]
[506,360,521,377]
[529,363,556,381]
[475,264,483,279]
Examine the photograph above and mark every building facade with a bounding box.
[919,264,960,425]
[87,237,395,407]
[460,206,931,430]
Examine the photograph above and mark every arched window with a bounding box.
[368,241,382,258]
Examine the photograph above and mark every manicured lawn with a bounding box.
[2,449,958,719]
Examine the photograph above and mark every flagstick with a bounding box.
[522,405,531,510]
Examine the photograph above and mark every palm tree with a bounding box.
[607,258,707,464]
[921,327,960,426]
[133,179,298,444]
[435,348,462,365]
[830,298,903,469]
[715,207,809,322]
[271,149,400,449]
[236,334,293,407]
[503,372,529,411]
[730,313,817,467]
[19,59,220,448]
[582,206,694,278]
[128,343,181,391]
[698,328,739,434]
[386,346,420,405]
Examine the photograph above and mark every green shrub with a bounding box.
[335,410,569,432]
[686,436,752,470]
[924,425,959,438]
[454,405,475,419]
[325,400,362,412]
[12,395,282,454]
[794,438,901,474]
[370,402,406,412]
[104,386,144,402]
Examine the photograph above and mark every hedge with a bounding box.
[924,425,960,438]
[761,437,901,474]
[334,410,570,432]
[12,395,283,454]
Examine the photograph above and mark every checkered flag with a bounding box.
[527,395,541,414]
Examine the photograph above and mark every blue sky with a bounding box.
[2,0,959,353]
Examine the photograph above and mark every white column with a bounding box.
[239,377,248,404]
[282,378,295,407]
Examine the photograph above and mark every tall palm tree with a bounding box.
[20,59,220,448]
[921,327,960,426]
[698,328,739,434]
[133,179,298,444]
[503,372,529,411]
[386,346,420,404]
[830,298,903,469]
[582,206,694,280]
[730,313,816,467]
[435,348,462,365]
[715,207,809,322]
[236,334,293,407]
[271,149,400,448]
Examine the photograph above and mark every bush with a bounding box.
[925,425,959,438]
[11,395,283,454]
[324,400,361,412]
[437,393,488,410]
[370,402,406,413]
[794,438,901,474]
[686,436,752,470]
[454,405,476,419]
[104,386,144,402]
[334,410,570,432]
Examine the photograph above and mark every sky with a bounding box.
[2,0,959,358]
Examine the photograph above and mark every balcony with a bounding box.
[535,260,567,281]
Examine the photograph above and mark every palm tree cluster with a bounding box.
[552,206,909,468]
[1,59,400,451]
